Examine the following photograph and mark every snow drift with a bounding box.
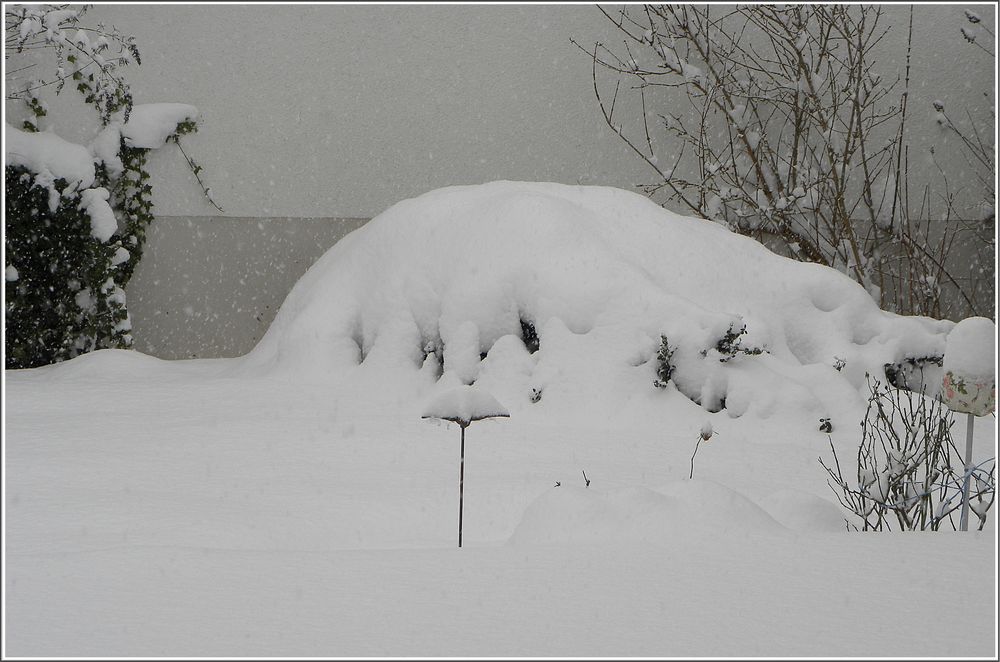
[6,181,994,657]
[507,482,789,547]
[241,181,952,420]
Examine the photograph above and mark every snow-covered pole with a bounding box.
[940,317,996,532]
[422,385,509,548]
[959,413,975,531]
[690,422,715,480]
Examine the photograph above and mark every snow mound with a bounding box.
[757,489,848,533]
[11,348,224,384]
[507,481,787,547]
[421,385,509,426]
[243,182,952,420]
[122,103,199,149]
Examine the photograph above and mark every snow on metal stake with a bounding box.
[940,317,996,532]
[422,385,509,547]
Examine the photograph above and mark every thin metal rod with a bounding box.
[458,425,466,547]
[690,437,702,480]
[960,412,975,531]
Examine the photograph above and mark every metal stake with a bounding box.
[458,424,466,547]
[960,412,975,532]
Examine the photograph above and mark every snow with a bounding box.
[111,245,131,267]
[4,181,994,657]
[74,288,93,311]
[89,123,125,179]
[442,320,481,385]
[122,103,199,149]
[78,187,118,243]
[700,420,713,440]
[421,385,510,426]
[246,181,953,418]
[5,265,19,281]
[41,7,80,29]
[5,123,96,189]
[508,482,788,547]
[943,316,996,383]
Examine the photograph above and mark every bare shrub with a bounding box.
[575,5,994,318]
[820,376,996,531]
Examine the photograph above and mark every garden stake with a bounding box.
[458,423,466,547]
[421,387,509,548]
[960,412,975,531]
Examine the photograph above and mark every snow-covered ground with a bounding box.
[4,182,996,656]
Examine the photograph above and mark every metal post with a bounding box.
[960,412,975,532]
[458,424,466,547]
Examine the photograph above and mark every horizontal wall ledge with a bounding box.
[125,216,369,360]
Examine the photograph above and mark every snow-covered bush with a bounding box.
[701,321,765,363]
[578,5,994,319]
[4,4,219,368]
[820,377,996,531]
[243,181,955,425]
[882,354,944,397]
[652,334,675,388]
[5,164,130,367]
[520,317,539,354]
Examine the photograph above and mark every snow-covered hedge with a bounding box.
[5,161,131,367]
[241,181,955,423]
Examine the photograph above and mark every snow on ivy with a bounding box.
[122,103,199,149]
[5,123,96,190]
[89,123,125,179]
[78,187,118,243]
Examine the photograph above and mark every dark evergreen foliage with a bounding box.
[520,317,539,354]
[704,322,765,362]
[5,166,130,368]
[653,334,676,388]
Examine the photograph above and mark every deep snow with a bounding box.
[4,181,996,657]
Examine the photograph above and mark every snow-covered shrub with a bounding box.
[4,5,219,368]
[245,181,955,427]
[820,377,996,531]
[5,165,131,367]
[701,322,765,363]
[520,317,539,354]
[578,5,994,319]
[883,354,944,397]
[652,334,676,388]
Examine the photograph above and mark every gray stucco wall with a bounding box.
[126,216,367,359]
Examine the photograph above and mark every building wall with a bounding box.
[126,216,367,359]
[21,4,658,218]
[11,4,991,220]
